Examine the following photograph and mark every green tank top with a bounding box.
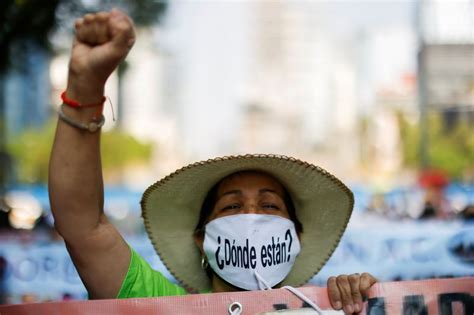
[117,246,188,298]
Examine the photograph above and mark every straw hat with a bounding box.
[141,154,353,293]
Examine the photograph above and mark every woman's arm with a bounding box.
[48,9,136,299]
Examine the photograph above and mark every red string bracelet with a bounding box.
[61,91,106,108]
[60,91,116,122]
[61,91,108,121]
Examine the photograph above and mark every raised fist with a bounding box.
[69,9,136,87]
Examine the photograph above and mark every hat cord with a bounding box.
[254,270,325,315]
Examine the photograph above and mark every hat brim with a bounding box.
[141,154,353,293]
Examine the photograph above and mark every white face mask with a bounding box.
[203,214,301,291]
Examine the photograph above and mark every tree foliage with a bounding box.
[399,112,474,179]
[0,0,58,72]
[0,0,167,71]
[0,0,166,186]
[101,128,153,172]
[8,120,153,183]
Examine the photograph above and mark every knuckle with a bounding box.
[348,274,359,282]
[97,11,109,18]
[361,272,372,279]
[116,22,132,32]
[84,13,95,20]
[75,18,83,28]
[336,274,348,283]
[328,276,337,284]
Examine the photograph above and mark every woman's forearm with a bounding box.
[48,77,106,241]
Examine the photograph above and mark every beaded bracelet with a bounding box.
[58,104,105,132]
[58,91,108,132]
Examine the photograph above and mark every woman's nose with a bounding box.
[242,204,259,214]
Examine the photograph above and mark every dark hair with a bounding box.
[193,171,303,236]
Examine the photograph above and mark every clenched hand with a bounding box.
[67,9,135,102]
[327,273,377,314]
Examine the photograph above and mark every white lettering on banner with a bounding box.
[0,221,473,301]
[313,222,474,285]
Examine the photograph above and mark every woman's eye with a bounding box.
[262,204,280,210]
[221,204,241,211]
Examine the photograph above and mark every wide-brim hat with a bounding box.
[141,154,353,293]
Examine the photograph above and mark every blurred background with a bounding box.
[0,0,473,304]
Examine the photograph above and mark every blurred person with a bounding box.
[0,199,12,231]
[419,187,453,219]
[367,193,387,216]
[48,9,376,314]
[20,294,38,304]
[460,205,474,221]
[0,210,11,231]
[0,256,6,304]
[418,169,453,220]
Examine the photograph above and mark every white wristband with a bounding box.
[57,104,105,132]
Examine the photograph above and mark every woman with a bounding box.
[49,9,376,314]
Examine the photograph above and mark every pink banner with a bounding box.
[1,277,472,314]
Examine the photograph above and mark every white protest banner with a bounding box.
[0,221,472,302]
[0,277,472,314]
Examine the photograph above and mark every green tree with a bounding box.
[399,112,474,179]
[101,129,154,174]
[0,0,167,188]
[0,0,59,192]
[7,120,153,183]
[1,0,167,72]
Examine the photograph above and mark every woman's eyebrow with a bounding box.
[259,188,280,195]
[218,188,281,199]
[220,190,242,198]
